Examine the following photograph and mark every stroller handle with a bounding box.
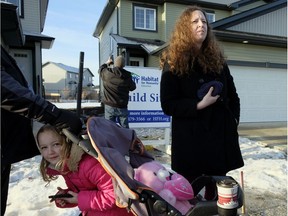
[62,128,98,158]
[62,128,81,145]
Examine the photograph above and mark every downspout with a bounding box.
[97,38,102,103]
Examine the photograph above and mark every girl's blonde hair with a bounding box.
[36,124,72,183]
[160,6,225,75]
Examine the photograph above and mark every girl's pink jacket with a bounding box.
[47,152,132,216]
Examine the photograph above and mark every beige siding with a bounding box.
[43,63,66,93]
[43,64,66,83]
[98,7,118,64]
[164,3,187,41]
[210,9,231,21]
[21,0,41,33]
[163,4,233,40]
[221,42,287,64]
[229,7,287,37]
[147,55,160,68]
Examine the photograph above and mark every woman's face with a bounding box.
[190,10,208,48]
[38,130,62,166]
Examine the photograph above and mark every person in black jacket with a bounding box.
[1,45,83,215]
[160,6,244,200]
[99,55,136,128]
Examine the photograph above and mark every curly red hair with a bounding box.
[160,6,225,75]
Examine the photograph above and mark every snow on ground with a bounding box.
[4,136,287,216]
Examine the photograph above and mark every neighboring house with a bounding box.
[93,0,287,122]
[42,62,95,99]
[1,0,54,96]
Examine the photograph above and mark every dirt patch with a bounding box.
[241,190,287,216]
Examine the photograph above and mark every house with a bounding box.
[93,0,287,123]
[1,0,54,96]
[42,62,95,99]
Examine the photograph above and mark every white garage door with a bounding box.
[230,66,287,122]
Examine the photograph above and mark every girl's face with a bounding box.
[190,10,208,48]
[38,130,62,166]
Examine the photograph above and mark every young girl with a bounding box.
[36,124,132,216]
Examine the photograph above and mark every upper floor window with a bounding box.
[205,12,215,23]
[133,5,157,31]
[5,0,24,17]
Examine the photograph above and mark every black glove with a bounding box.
[197,80,223,100]
[53,109,83,135]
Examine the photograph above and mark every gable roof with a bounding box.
[55,62,79,73]
[43,62,94,77]
[211,0,287,48]
[212,0,287,29]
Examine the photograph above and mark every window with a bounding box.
[134,5,156,31]
[130,61,139,66]
[130,57,144,67]
[206,12,215,23]
[5,0,24,17]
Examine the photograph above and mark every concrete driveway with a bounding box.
[238,121,287,154]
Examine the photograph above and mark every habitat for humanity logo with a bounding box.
[132,73,140,84]
[131,73,159,86]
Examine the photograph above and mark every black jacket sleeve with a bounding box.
[1,69,82,134]
[1,55,82,135]
[1,69,61,123]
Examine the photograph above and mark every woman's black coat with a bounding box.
[160,62,244,177]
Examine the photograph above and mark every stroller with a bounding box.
[63,116,243,216]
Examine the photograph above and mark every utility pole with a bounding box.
[77,51,84,117]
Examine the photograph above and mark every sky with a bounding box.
[5,128,287,215]
[42,0,108,86]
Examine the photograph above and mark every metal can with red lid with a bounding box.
[217,179,239,216]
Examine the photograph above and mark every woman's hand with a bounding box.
[197,87,220,110]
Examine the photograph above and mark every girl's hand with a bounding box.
[51,187,78,206]
[60,191,78,204]
[197,87,220,110]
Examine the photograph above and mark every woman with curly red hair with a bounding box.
[160,6,244,200]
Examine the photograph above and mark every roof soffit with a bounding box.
[110,34,165,53]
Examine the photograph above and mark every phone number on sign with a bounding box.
[128,116,170,123]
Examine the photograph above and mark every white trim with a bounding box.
[134,6,156,31]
